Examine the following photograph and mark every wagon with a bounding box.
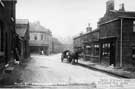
[61,50,72,63]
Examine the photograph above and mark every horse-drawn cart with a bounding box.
[61,50,81,64]
[61,50,72,63]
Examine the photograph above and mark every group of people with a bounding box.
[61,49,81,64]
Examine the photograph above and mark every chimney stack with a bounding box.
[106,0,115,13]
[86,23,92,33]
[119,3,125,11]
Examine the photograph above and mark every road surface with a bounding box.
[0,54,125,88]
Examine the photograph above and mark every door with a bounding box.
[110,41,115,66]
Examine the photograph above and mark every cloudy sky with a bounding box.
[16,0,135,39]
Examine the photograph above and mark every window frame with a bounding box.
[133,21,135,32]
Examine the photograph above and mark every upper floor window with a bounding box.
[133,21,135,32]
[41,34,44,40]
[34,35,37,40]
[0,23,3,52]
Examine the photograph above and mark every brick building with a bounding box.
[73,0,135,68]
[0,0,17,66]
[73,25,99,62]
[98,0,135,67]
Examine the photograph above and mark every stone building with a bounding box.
[29,22,52,55]
[73,24,99,62]
[98,0,135,67]
[73,0,135,68]
[0,0,17,66]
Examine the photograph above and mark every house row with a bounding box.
[73,0,135,68]
[0,0,30,68]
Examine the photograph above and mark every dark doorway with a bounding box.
[110,41,116,66]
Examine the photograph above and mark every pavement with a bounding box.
[78,59,135,78]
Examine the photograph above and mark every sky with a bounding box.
[16,0,135,41]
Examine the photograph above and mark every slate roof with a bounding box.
[98,10,135,24]
[16,19,29,25]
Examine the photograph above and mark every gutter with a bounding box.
[99,16,135,26]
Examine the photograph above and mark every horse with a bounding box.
[70,51,80,64]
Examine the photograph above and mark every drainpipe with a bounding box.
[120,18,123,68]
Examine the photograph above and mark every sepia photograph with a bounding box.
[0,0,135,89]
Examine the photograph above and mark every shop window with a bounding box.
[85,45,92,55]
[102,43,110,56]
[0,24,3,52]
[34,35,37,40]
[93,44,99,56]
[133,21,135,32]
[132,48,135,59]
[41,34,44,40]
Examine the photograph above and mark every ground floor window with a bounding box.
[0,23,3,52]
[85,45,92,55]
[133,21,135,32]
[102,43,110,56]
[93,44,99,56]
[132,48,135,59]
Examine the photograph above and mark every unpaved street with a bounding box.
[20,54,118,85]
[0,54,121,88]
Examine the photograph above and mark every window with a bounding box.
[0,23,3,52]
[85,45,92,55]
[94,44,99,56]
[133,21,135,32]
[41,34,44,40]
[102,43,110,56]
[34,35,37,40]
[132,48,135,59]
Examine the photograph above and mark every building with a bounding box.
[16,19,30,60]
[29,22,52,55]
[0,0,17,66]
[98,0,135,67]
[73,0,135,68]
[73,24,99,62]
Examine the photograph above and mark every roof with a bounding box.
[16,19,29,25]
[74,28,99,40]
[98,10,135,24]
